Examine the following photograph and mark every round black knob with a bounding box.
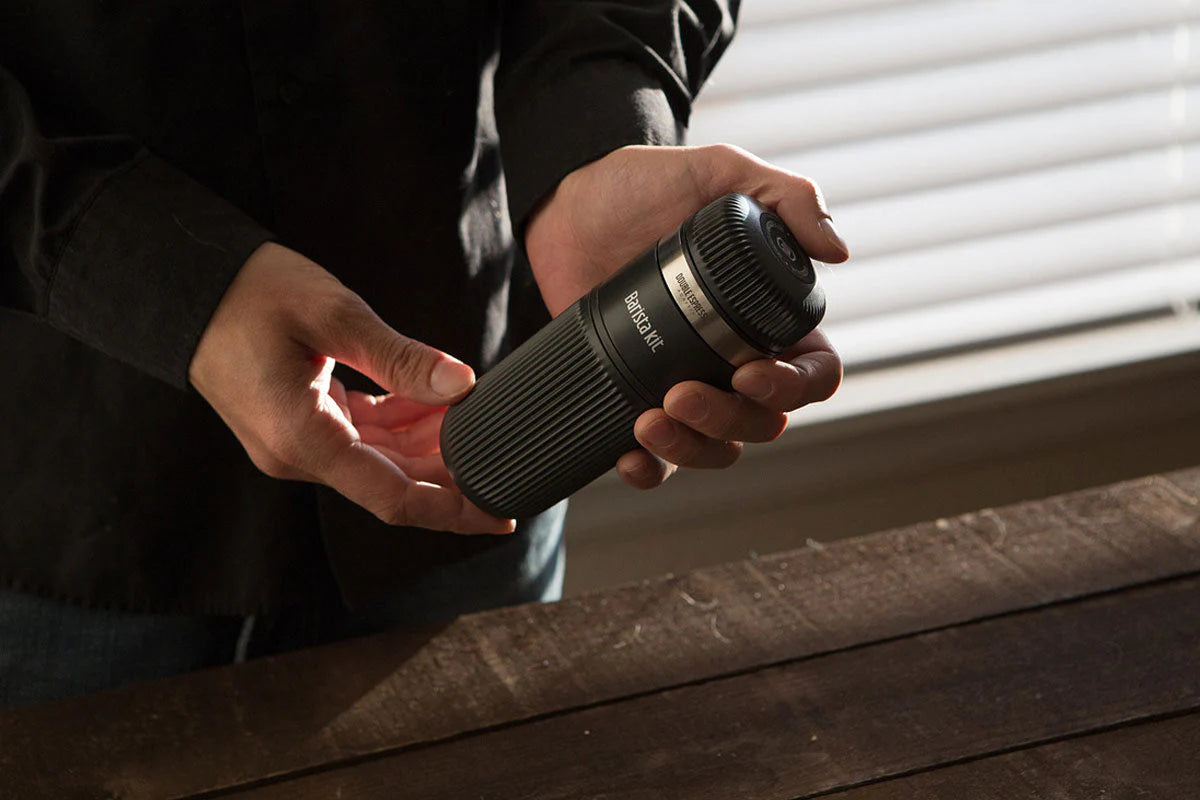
[682,193,825,354]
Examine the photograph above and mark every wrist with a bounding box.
[188,241,293,392]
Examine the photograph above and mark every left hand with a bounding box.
[525,144,850,490]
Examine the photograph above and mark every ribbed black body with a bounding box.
[441,193,826,520]
[440,301,647,519]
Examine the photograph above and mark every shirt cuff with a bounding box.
[47,151,273,389]
[498,59,684,238]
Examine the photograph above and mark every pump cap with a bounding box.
[681,193,826,354]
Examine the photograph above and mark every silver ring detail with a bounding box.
[658,232,767,367]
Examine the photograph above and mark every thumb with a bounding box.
[313,293,476,405]
[689,144,850,265]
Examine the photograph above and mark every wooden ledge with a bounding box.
[1,467,1197,798]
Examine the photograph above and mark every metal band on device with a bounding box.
[658,232,768,367]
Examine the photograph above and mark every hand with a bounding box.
[189,242,514,534]
[525,144,849,489]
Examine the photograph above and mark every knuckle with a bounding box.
[793,174,824,205]
[300,288,368,356]
[792,173,818,193]
[706,142,751,163]
[707,396,754,441]
[801,354,843,402]
[382,334,433,390]
[322,290,371,339]
[713,402,746,440]
[698,143,754,190]
[789,357,819,388]
[702,413,736,443]
[674,432,703,465]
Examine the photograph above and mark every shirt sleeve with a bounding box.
[0,64,273,389]
[495,0,740,235]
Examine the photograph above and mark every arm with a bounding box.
[1,64,267,387]
[496,3,849,489]
[496,0,738,233]
[1,65,508,533]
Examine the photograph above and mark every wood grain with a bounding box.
[1,468,1197,799]
[227,574,1200,800]
[821,711,1200,800]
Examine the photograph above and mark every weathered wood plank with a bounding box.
[821,712,1200,800]
[1,468,1197,799]
[227,575,1200,800]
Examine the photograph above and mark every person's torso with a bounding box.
[0,1,536,612]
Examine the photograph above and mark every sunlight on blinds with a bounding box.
[690,0,1200,383]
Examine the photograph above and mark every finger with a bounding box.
[328,377,352,420]
[395,478,515,535]
[662,381,788,443]
[311,292,477,406]
[616,449,676,490]
[779,326,838,361]
[357,410,445,457]
[692,144,850,264]
[371,445,456,486]
[634,409,743,469]
[301,419,512,534]
[731,349,843,414]
[347,391,445,430]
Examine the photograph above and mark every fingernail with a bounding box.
[431,360,474,399]
[735,373,773,401]
[818,217,850,260]
[644,419,676,449]
[671,394,707,424]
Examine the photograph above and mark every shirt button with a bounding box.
[279,81,304,104]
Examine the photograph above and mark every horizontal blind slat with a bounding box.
[824,201,1200,321]
[828,258,1200,367]
[739,0,913,27]
[836,143,1200,260]
[690,25,1199,155]
[791,316,1200,424]
[776,87,1200,204]
[692,0,1200,386]
[710,0,1199,99]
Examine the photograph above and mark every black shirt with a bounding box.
[0,1,736,613]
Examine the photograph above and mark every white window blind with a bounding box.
[689,0,1200,386]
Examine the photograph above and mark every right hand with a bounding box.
[188,242,514,535]
[526,144,847,491]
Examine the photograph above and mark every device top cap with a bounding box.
[681,193,826,354]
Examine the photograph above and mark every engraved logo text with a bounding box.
[624,291,664,353]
